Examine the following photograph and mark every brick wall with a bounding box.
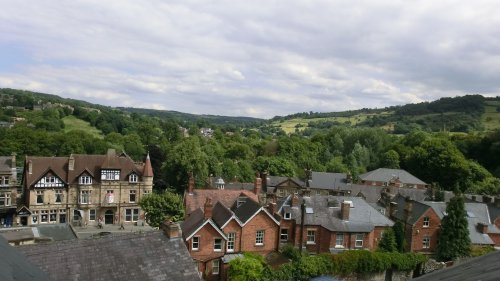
[222,219,242,253]
[240,211,279,255]
[187,223,225,262]
[407,209,440,254]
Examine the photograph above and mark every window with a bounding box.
[80,190,91,204]
[280,229,288,241]
[315,189,321,196]
[0,193,11,206]
[212,259,220,275]
[236,196,247,207]
[278,189,285,197]
[89,209,96,221]
[0,176,9,186]
[227,232,235,252]
[32,211,38,224]
[129,174,138,183]
[101,169,120,181]
[79,176,92,185]
[355,234,364,248]
[129,190,136,203]
[36,191,44,204]
[423,236,431,249]
[41,210,48,223]
[125,208,139,222]
[284,212,291,220]
[35,176,63,187]
[192,236,200,251]
[55,190,63,203]
[255,230,264,245]
[105,190,114,203]
[307,230,316,244]
[59,209,66,223]
[214,238,223,252]
[144,190,151,195]
[49,210,57,222]
[423,216,430,227]
[335,233,344,247]
[73,210,81,221]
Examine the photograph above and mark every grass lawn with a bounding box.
[62,115,104,138]
[482,101,500,131]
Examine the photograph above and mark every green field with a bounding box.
[62,115,104,138]
[482,101,500,131]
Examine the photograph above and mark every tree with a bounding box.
[436,192,471,261]
[228,252,269,281]
[377,228,397,252]
[138,191,184,227]
[381,150,400,169]
[392,221,406,252]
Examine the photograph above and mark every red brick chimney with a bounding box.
[341,201,350,220]
[254,174,262,195]
[162,220,181,239]
[204,197,213,219]
[188,173,195,194]
[267,202,276,215]
[291,193,299,207]
[478,222,489,234]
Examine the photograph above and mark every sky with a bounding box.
[1,1,500,119]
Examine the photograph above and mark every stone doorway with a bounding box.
[104,210,114,224]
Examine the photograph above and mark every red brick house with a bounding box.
[278,194,394,254]
[359,168,428,189]
[181,176,280,280]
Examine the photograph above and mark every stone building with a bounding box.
[22,149,153,227]
[0,154,18,227]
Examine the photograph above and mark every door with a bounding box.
[20,216,28,226]
[105,210,114,224]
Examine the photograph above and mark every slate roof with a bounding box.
[392,194,432,225]
[1,224,77,243]
[184,189,258,214]
[233,198,262,224]
[289,196,393,233]
[24,149,148,188]
[181,208,206,239]
[309,172,348,190]
[359,168,427,185]
[18,231,200,281]
[414,250,500,281]
[0,236,51,281]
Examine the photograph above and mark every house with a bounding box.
[359,168,428,189]
[181,195,280,280]
[390,195,500,255]
[0,154,18,227]
[0,235,51,281]
[22,149,153,227]
[17,223,200,281]
[279,195,394,254]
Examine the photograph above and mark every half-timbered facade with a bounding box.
[22,149,153,226]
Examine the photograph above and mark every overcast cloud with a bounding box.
[1,1,499,118]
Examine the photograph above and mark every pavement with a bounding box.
[71,223,157,239]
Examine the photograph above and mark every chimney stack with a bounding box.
[389,202,398,218]
[341,201,350,220]
[483,195,493,204]
[291,193,299,207]
[28,160,33,175]
[188,173,194,194]
[267,202,276,215]
[68,154,75,171]
[10,153,16,169]
[254,173,262,195]
[478,222,488,234]
[204,197,213,219]
[162,220,181,239]
[404,197,413,220]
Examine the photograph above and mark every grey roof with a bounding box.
[181,208,206,240]
[392,195,432,225]
[309,172,348,190]
[36,224,77,241]
[212,201,233,227]
[349,184,385,203]
[0,156,14,173]
[0,236,51,281]
[18,231,200,281]
[1,224,77,243]
[487,204,500,224]
[233,198,262,224]
[414,250,500,281]
[289,196,393,233]
[359,168,427,185]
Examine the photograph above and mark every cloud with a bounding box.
[1,0,500,118]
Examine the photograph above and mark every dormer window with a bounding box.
[284,212,291,220]
[236,196,247,207]
[101,169,120,181]
[129,174,138,183]
[79,176,92,185]
[35,175,64,188]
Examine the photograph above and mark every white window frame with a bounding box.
[32,211,39,224]
[423,236,431,249]
[79,176,92,185]
[192,236,200,251]
[355,233,364,248]
[255,230,264,246]
[280,228,288,241]
[284,212,291,220]
[307,230,316,245]
[129,190,136,203]
[89,209,96,221]
[423,216,430,227]
[335,233,344,247]
[79,190,91,204]
[49,209,57,222]
[36,190,44,204]
[227,232,235,252]
[40,210,48,223]
[214,238,223,252]
[101,169,120,181]
[129,174,138,183]
[0,192,11,206]
[55,190,63,204]
[125,208,139,222]
[212,259,220,275]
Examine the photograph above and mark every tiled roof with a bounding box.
[181,208,206,240]
[0,236,51,281]
[212,202,234,227]
[309,172,348,190]
[142,153,154,177]
[184,189,258,214]
[233,199,262,224]
[24,150,145,187]
[289,196,393,233]
[359,168,427,185]
[18,231,200,281]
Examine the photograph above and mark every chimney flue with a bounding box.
[204,197,213,219]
